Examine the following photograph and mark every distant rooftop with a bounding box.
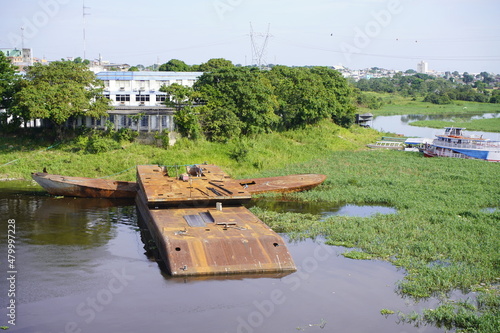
[96,71,204,81]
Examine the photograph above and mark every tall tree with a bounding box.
[159,59,191,72]
[0,51,19,127]
[12,61,110,138]
[198,58,234,72]
[195,67,279,136]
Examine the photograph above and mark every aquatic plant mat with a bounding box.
[249,151,499,332]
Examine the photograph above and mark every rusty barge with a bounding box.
[135,164,297,276]
[32,170,327,198]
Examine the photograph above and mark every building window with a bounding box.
[156,95,167,102]
[141,115,148,127]
[116,94,130,102]
[121,115,127,127]
[136,94,150,102]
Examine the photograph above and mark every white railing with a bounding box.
[434,139,500,150]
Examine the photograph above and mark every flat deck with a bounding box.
[136,196,296,276]
[137,165,251,207]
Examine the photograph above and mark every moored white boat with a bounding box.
[366,141,404,150]
[423,127,500,162]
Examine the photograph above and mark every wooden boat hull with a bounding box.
[229,174,327,195]
[33,170,326,198]
[31,173,137,198]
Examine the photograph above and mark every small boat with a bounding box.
[32,168,327,198]
[31,173,137,198]
[228,174,327,194]
[366,141,404,150]
[423,127,500,162]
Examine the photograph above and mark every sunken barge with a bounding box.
[135,164,297,276]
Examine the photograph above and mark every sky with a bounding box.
[1,0,499,73]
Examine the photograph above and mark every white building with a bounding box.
[417,61,429,74]
[75,71,203,132]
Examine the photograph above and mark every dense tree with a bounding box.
[0,51,21,129]
[195,67,279,136]
[159,83,194,110]
[11,61,110,139]
[462,72,474,84]
[197,58,234,72]
[159,59,191,72]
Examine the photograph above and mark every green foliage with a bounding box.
[11,61,110,139]
[424,92,452,104]
[410,117,500,133]
[198,105,242,142]
[153,129,170,148]
[228,137,251,162]
[356,91,385,109]
[115,128,138,142]
[86,136,121,154]
[158,59,191,72]
[194,66,356,140]
[342,251,373,260]
[356,74,492,104]
[173,106,201,140]
[197,58,234,72]
[159,83,194,110]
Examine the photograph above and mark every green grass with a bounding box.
[1,122,499,332]
[410,117,500,133]
[357,93,500,116]
[0,121,381,181]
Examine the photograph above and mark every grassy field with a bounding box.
[0,120,381,181]
[1,120,499,332]
[358,93,500,116]
[410,117,500,133]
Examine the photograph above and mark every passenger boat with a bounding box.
[135,164,296,276]
[32,168,327,198]
[366,141,404,150]
[422,127,500,162]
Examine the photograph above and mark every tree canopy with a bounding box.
[11,61,110,138]
[159,59,191,72]
[187,66,356,142]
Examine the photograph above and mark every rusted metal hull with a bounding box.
[32,168,326,198]
[31,172,137,198]
[136,164,296,276]
[230,174,327,194]
[136,164,252,207]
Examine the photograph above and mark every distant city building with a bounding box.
[0,48,33,71]
[417,61,429,74]
[74,71,203,133]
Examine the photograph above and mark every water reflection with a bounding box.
[0,189,443,333]
[246,199,396,218]
[372,112,500,138]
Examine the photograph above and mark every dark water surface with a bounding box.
[0,186,444,333]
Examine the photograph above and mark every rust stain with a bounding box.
[136,164,296,276]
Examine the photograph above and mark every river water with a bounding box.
[0,184,445,333]
[371,112,500,138]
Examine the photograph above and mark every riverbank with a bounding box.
[1,121,498,332]
[0,121,381,181]
[410,117,500,133]
[358,93,500,116]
